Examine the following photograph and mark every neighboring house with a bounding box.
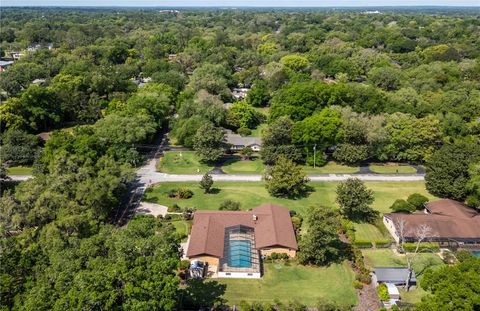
[0,60,14,72]
[185,204,298,278]
[232,87,250,100]
[383,199,480,247]
[372,267,416,286]
[226,131,262,152]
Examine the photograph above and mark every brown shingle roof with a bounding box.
[385,199,480,241]
[186,204,298,258]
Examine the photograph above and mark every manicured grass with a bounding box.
[157,151,213,174]
[221,156,266,174]
[144,181,432,216]
[166,220,191,241]
[302,162,359,174]
[218,262,357,307]
[6,166,33,175]
[354,223,388,242]
[369,163,417,174]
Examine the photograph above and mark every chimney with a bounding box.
[252,215,258,221]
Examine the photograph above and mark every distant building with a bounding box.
[226,131,262,152]
[186,204,297,278]
[232,87,250,100]
[383,199,480,247]
[0,60,14,72]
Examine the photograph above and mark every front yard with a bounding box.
[218,262,357,307]
[144,181,434,215]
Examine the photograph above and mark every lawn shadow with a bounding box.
[179,278,227,309]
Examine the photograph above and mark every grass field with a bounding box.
[218,262,357,307]
[221,157,266,174]
[144,181,433,215]
[166,220,191,241]
[369,163,417,174]
[157,151,213,174]
[6,166,33,175]
[302,162,359,174]
[354,223,388,242]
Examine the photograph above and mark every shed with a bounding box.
[373,267,416,286]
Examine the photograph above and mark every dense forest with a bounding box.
[0,7,480,310]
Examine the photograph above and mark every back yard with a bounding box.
[218,262,357,307]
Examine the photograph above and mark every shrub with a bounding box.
[442,250,456,265]
[402,242,440,252]
[168,203,183,212]
[373,240,391,248]
[269,252,289,260]
[407,193,429,210]
[291,216,302,230]
[377,283,390,301]
[455,249,473,262]
[353,280,364,289]
[167,188,194,199]
[179,259,191,271]
[340,219,356,242]
[354,240,373,248]
[219,199,241,211]
[237,127,252,136]
[390,199,415,213]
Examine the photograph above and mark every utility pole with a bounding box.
[313,144,317,169]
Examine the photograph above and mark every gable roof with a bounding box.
[186,204,297,258]
[374,267,416,284]
[226,132,262,147]
[384,199,480,241]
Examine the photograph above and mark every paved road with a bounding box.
[137,159,424,187]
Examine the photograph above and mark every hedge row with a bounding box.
[402,242,440,252]
[353,240,391,248]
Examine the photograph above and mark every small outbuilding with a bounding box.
[372,267,416,286]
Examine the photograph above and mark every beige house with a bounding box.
[186,204,297,278]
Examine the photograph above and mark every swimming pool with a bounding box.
[472,251,480,257]
[228,240,252,268]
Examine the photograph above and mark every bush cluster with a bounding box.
[167,188,194,199]
[401,242,440,252]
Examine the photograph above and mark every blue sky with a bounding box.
[3,0,480,7]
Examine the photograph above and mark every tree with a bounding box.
[264,156,309,198]
[406,193,429,210]
[186,63,232,101]
[0,129,41,165]
[394,218,436,290]
[226,101,265,129]
[466,163,480,208]
[298,205,344,266]
[200,173,213,194]
[260,117,302,165]
[336,178,377,222]
[280,54,310,73]
[425,141,480,200]
[390,199,415,213]
[219,199,241,211]
[193,123,226,163]
[246,80,270,107]
[333,144,369,165]
[417,257,480,311]
[239,146,253,160]
[368,66,402,91]
[292,108,343,153]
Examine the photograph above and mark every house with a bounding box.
[232,87,250,100]
[185,204,298,278]
[0,60,14,72]
[372,267,416,286]
[383,199,480,247]
[226,131,262,152]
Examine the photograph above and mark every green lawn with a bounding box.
[6,166,33,175]
[166,220,191,241]
[218,262,357,307]
[157,151,213,174]
[302,162,359,174]
[354,223,388,242]
[369,163,417,174]
[144,181,432,216]
[221,156,266,174]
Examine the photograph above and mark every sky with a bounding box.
[2,0,480,7]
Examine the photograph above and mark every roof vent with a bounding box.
[253,215,258,221]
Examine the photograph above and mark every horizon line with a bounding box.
[2,5,480,8]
